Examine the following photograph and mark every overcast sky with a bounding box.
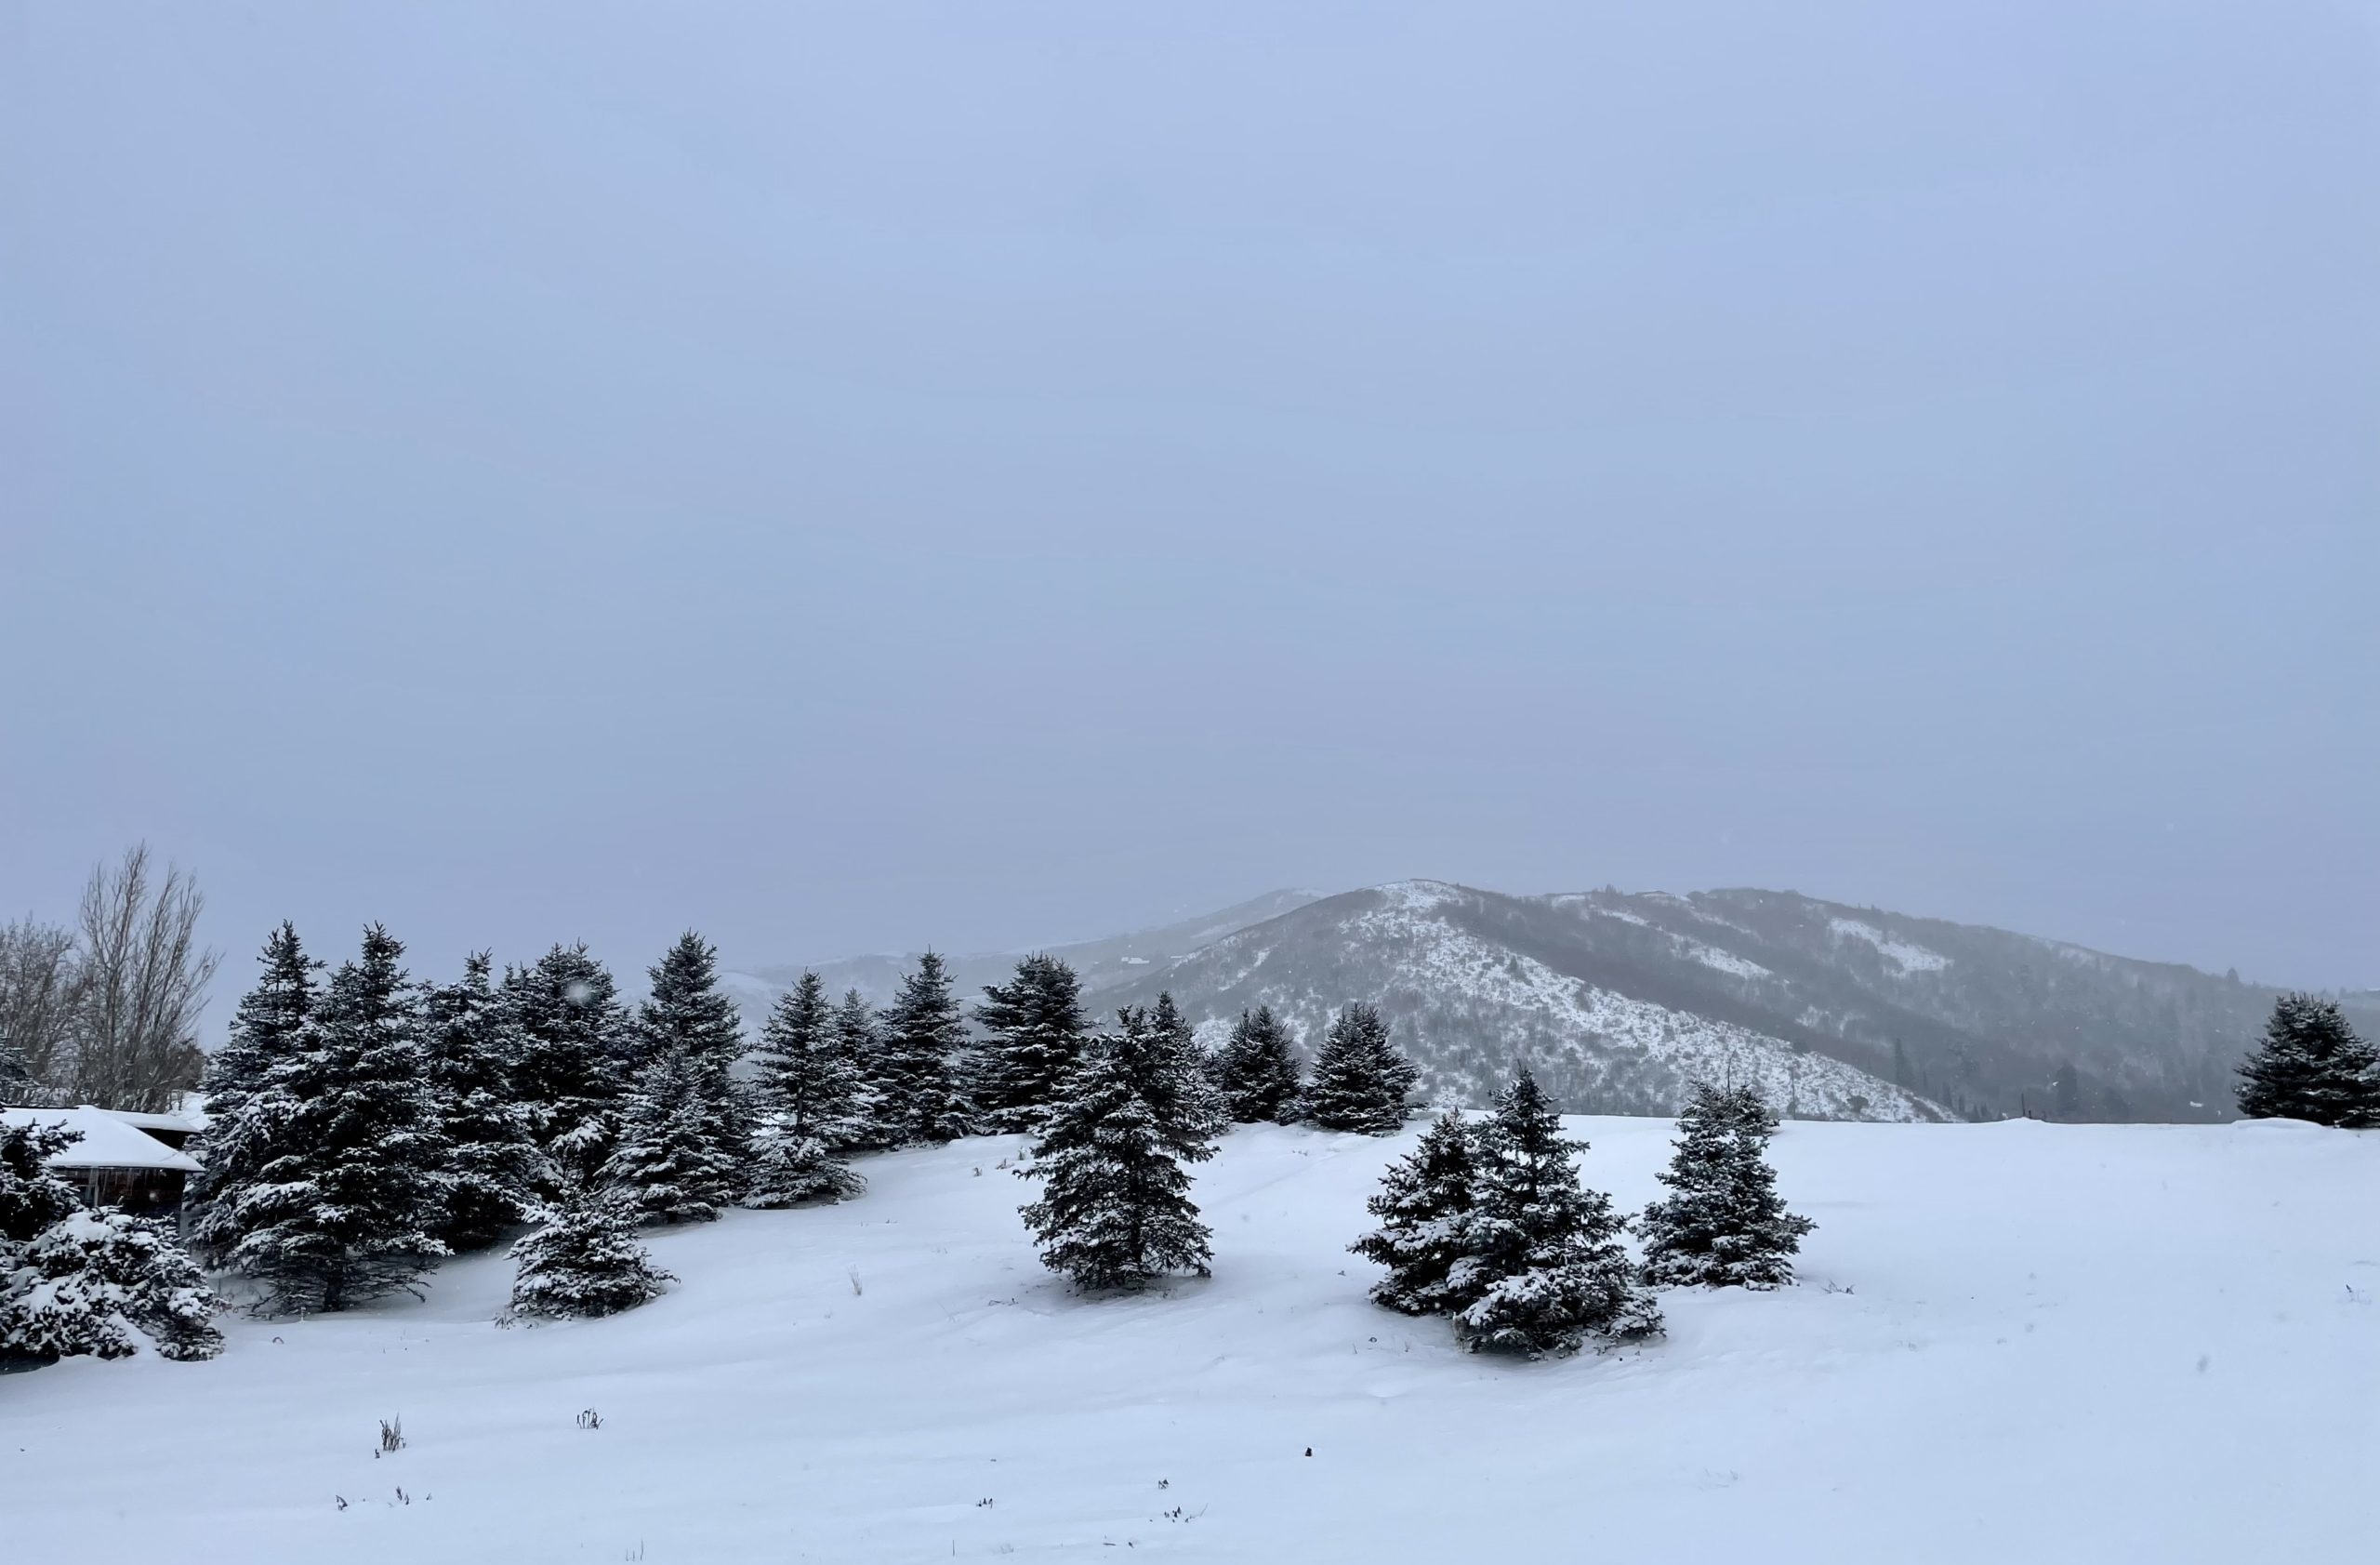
[4,2,2374,1007]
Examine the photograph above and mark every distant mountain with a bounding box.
[733,888,1324,1019]
[732,880,2371,1124]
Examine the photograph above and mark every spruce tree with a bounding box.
[1350,1112,1479,1314]
[506,1182,673,1320]
[605,1048,743,1227]
[2236,993,2380,1128]
[747,973,867,1206]
[1449,1068,1660,1357]
[835,988,903,1151]
[1638,1081,1816,1289]
[634,932,752,1188]
[507,943,634,1183]
[971,954,1088,1134]
[1302,1001,1419,1134]
[1718,1081,1783,1137]
[1212,1004,1303,1124]
[188,922,318,1263]
[223,925,449,1314]
[878,951,974,1144]
[1017,1009,1216,1291]
[425,952,549,1251]
[3,1209,224,1362]
[0,1119,80,1245]
[1148,992,1226,1140]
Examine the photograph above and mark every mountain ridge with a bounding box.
[731,879,2375,1124]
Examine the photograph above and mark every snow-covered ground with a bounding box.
[6,1119,2373,1562]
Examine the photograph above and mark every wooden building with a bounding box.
[0,1106,204,1220]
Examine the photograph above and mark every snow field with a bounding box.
[4,1118,2373,1562]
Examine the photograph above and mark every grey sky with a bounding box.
[4,2,2374,1006]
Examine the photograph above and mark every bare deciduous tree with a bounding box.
[1,916,84,1102]
[65,845,221,1112]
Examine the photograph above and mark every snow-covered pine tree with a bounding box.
[188,922,318,1264]
[507,943,634,1183]
[505,1180,673,1321]
[970,954,1087,1134]
[2236,993,2380,1128]
[0,1120,87,1363]
[1349,1111,1479,1314]
[425,952,549,1251]
[835,988,904,1151]
[747,972,866,1206]
[1449,1068,1660,1357]
[222,925,450,1314]
[634,932,752,1191]
[877,951,975,1144]
[1017,1009,1217,1291]
[1638,1081,1816,1289]
[1302,1001,1419,1134]
[2,1208,225,1362]
[1212,1004,1303,1124]
[605,1047,743,1227]
[1148,992,1226,1140]
[0,1119,80,1246]
[1718,1081,1783,1137]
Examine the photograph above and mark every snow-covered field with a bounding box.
[7,1119,2373,1562]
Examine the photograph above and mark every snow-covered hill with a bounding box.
[1128,880,1944,1121]
[7,1120,2373,1562]
[741,879,2366,1122]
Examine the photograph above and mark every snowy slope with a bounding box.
[1113,881,1943,1121]
[8,1121,2373,1563]
[732,881,2373,1123]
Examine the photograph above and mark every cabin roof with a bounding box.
[0,1107,205,1174]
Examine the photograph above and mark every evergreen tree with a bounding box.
[1448,1068,1660,1358]
[1349,1112,1479,1314]
[188,922,318,1263]
[1718,1081,1783,1137]
[2,1209,224,1362]
[1212,1004,1303,1125]
[2236,993,2380,1128]
[0,1119,80,1245]
[1148,992,1226,1140]
[505,1182,673,1320]
[425,952,549,1251]
[1017,1009,1216,1291]
[834,988,903,1151]
[1302,1001,1419,1134]
[1638,1081,1816,1290]
[634,932,752,1187]
[507,943,633,1183]
[878,952,974,1144]
[970,954,1088,1134]
[221,925,449,1314]
[747,973,866,1206]
[605,1048,743,1227]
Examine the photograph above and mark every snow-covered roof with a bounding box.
[0,1107,204,1174]
[99,1108,197,1134]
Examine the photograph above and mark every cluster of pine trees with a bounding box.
[188,923,879,1322]
[1351,1071,1814,1358]
[2233,992,2379,1128]
[183,922,1430,1322]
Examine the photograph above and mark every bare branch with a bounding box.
[66,843,222,1112]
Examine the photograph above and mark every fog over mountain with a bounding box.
[735,880,2376,1125]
